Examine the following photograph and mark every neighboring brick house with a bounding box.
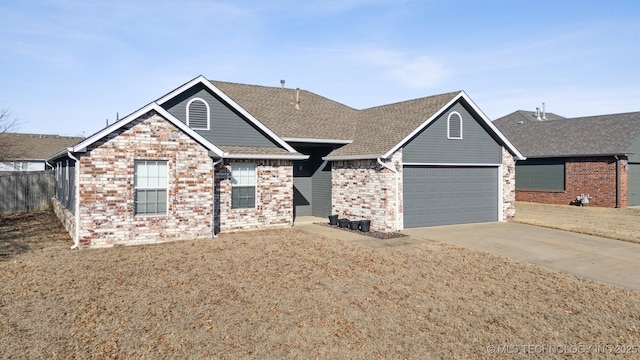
[494,110,640,208]
[0,133,83,171]
[49,75,523,249]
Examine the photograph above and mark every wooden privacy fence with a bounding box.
[0,170,55,214]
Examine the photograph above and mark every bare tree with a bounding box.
[0,108,20,161]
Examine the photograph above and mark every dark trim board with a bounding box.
[403,165,499,227]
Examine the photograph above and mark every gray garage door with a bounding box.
[403,166,498,228]
[629,163,640,206]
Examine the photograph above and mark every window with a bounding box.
[231,162,256,209]
[186,98,210,130]
[134,160,168,215]
[447,111,463,139]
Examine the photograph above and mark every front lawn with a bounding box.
[1,211,639,359]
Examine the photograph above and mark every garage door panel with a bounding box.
[403,166,498,228]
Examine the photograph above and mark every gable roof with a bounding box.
[494,110,640,158]
[210,80,358,142]
[156,76,301,154]
[209,80,524,160]
[0,133,84,161]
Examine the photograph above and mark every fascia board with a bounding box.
[223,153,310,160]
[322,154,382,161]
[282,137,353,144]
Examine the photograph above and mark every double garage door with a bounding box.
[403,166,498,228]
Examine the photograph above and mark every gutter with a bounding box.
[67,150,81,250]
[376,157,400,231]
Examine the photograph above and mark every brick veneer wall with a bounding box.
[501,147,516,221]
[215,159,293,233]
[75,112,215,248]
[331,151,402,232]
[516,156,628,208]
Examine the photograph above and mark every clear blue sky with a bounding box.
[1,0,639,137]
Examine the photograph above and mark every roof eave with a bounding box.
[283,137,353,145]
[323,154,383,161]
[222,153,309,160]
[523,152,631,159]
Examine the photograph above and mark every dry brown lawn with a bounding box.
[515,201,640,244]
[2,210,640,359]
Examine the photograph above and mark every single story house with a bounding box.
[494,109,640,207]
[49,75,524,249]
[0,133,84,171]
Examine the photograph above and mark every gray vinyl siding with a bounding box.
[515,159,565,191]
[311,160,332,216]
[403,102,501,164]
[629,136,640,163]
[293,176,312,216]
[162,83,278,148]
[55,158,75,214]
[629,164,640,206]
[292,145,335,218]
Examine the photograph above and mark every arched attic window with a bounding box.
[186,98,210,130]
[447,111,463,139]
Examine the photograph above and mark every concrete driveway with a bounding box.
[402,222,640,292]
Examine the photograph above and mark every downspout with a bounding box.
[615,155,621,208]
[67,151,80,249]
[212,158,224,237]
[377,157,400,231]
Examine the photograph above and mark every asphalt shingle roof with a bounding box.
[493,110,640,157]
[0,133,84,160]
[211,80,461,157]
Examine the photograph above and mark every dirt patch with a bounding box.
[515,201,640,244]
[2,211,640,359]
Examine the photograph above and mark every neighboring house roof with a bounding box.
[494,110,640,158]
[0,133,84,161]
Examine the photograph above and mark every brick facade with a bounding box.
[501,147,517,221]
[516,156,628,208]
[74,112,215,248]
[54,111,295,248]
[332,151,403,232]
[215,160,294,233]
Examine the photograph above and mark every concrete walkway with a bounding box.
[295,217,640,291]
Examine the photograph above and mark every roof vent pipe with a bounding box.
[536,107,541,120]
[542,102,547,120]
[295,88,301,110]
[280,79,285,89]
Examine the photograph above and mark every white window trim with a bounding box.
[186,97,211,130]
[134,160,169,216]
[65,160,69,201]
[447,111,463,140]
[231,162,257,209]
